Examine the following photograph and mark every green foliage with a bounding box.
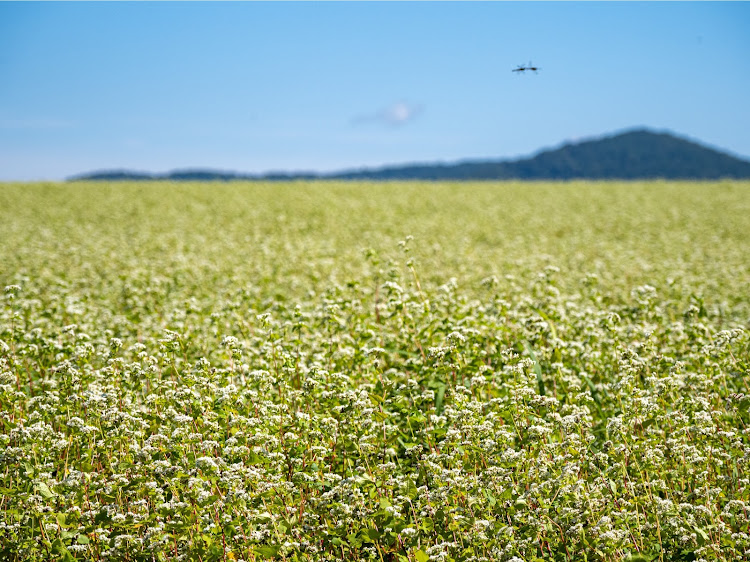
[73,130,750,181]
[0,181,749,561]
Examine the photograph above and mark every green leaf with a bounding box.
[347,532,363,548]
[415,550,430,562]
[354,474,375,486]
[695,527,709,545]
[484,489,496,506]
[523,341,545,396]
[373,410,388,422]
[94,510,112,525]
[35,482,56,499]
[405,478,418,499]
[608,479,617,496]
[255,545,280,558]
[367,528,381,541]
[435,384,446,415]
[51,539,75,562]
[408,413,427,425]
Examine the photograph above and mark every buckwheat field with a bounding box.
[1,181,749,562]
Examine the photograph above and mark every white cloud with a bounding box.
[353,101,423,127]
[381,101,422,125]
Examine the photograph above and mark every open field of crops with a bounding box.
[1,181,749,562]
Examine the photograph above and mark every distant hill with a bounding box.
[70,128,750,182]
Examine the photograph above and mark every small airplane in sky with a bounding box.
[512,62,540,74]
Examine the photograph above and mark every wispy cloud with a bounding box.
[352,101,423,127]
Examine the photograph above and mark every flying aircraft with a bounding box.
[512,62,540,74]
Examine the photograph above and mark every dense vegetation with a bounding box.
[333,130,750,181]
[1,181,749,562]
[72,130,750,182]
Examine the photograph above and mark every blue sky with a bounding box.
[1,2,749,181]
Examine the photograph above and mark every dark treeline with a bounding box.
[71,129,750,182]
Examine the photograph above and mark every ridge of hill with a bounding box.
[70,128,750,181]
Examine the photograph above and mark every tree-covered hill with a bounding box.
[71,128,750,181]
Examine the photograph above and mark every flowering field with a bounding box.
[1,181,749,562]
